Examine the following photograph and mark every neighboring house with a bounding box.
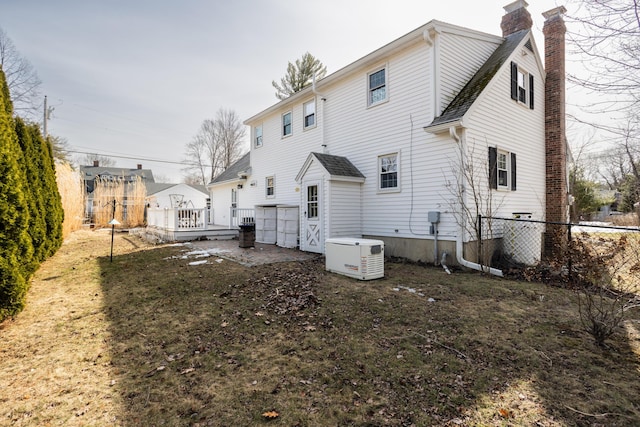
[208,1,569,268]
[145,183,209,209]
[80,161,155,222]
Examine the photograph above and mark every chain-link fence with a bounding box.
[478,215,640,290]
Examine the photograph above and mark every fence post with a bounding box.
[567,223,572,282]
[477,214,482,266]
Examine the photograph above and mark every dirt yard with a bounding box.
[1,229,639,426]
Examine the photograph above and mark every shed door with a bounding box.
[302,181,323,253]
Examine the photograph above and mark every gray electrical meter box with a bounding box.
[428,211,440,223]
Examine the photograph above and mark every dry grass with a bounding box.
[1,230,640,426]
[55,162,84,238]
[92,177,146,228]
[610,213,639,227]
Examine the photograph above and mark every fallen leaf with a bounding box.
[262,410,279,419]
[499,408,513,418]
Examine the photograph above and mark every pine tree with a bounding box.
[14,118,45,272]
[0,69,33,320]
[272,52,327,100]
[36,127,64,255]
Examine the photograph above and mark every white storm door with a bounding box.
[303,181,323,253]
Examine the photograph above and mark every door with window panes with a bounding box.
[302,180,323,253]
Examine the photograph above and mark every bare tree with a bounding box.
[78,153,116,167]
[215,108,246,169]
[566,0,640,115]
[182,108,246,185]
[272,52,327,100]
[0,27,42,119]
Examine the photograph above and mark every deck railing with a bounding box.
[147,208,214,231]
[230,208,255,228]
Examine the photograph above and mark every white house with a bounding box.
[208,1,568,270]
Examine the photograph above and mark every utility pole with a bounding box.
[43,95,48,137]
[43,95,55,138]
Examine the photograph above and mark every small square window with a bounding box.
[379,153,398,190]
[368,68,387,105]
[266,176,275,197]
[254,125,263,148]
[303,100,315,129]
[282,112,292,137]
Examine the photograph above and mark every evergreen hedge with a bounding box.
[0,69,64,321]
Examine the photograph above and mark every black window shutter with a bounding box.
[510,62,518,101]
[489,147,498,189]
[529,75,534,109]
[511,152,517,190]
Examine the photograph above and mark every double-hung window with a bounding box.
[510,61,534,109]
[489,147,517,191]
[368,67,387,106]
[254,125,263,148]
[378,153,399,191]
[265,176,275,197]
[282,112,292,137]
[303,100,315,129]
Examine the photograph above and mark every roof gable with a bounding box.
[426,29,530,130]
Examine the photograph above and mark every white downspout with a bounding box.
[312,75,327,153]
[449,125,503,277]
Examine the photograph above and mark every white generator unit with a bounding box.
[325,237,384,280]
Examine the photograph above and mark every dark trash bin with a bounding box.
[238,224,255,248]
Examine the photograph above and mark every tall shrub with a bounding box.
[36,128,64,255]
[0,70,32,320]
[56,162,84,238]
[14,118,47,271]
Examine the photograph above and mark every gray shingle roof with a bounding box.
[312,153,365,178]
[210,152,250,184]
[427,29,529,128]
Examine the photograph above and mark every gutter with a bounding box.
[449,125,503,277]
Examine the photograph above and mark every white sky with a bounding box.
[2,0,565,183]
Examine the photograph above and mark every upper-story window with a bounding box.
[303,100,316,129]
[510,61,534,109]
[282,111,292,137]
[254,125,263,148]
[368,67,387,106]
[378,152,399,191]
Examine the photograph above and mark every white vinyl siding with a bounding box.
[465,42,545,219]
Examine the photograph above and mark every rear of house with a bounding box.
[209,1,567,266]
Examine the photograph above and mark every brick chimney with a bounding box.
[137,164,142,170]
[543,6,568,254]
[93,160,99,167]
[501,0,533,36]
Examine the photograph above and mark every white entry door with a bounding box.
[302,180,323,253]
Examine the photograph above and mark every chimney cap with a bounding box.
[503,0,529,14]
[542,6,567,20]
